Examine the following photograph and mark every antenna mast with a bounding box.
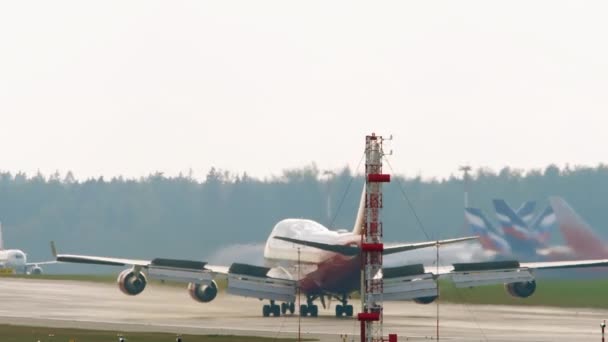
[358,133,391,342]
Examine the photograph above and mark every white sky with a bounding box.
[1,1,607,180]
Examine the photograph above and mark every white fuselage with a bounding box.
[0,249,27,274]
[264,218,358,264]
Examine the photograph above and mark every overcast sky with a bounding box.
[1,1,607,180]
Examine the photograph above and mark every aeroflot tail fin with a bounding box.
[352,184,366,235]
[493,199,532,235]
[0,222,4,251]
[465,208,511,254]
[515,201,537,225]
[531,206,556,243]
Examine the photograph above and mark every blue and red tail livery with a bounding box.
[493,199,541,258]
[530,206,556,244]
[515,201,537,226]
[465,207,511,254]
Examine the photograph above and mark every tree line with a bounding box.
[0,164,607,272]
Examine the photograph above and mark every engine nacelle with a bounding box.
[29,266,43,275]
[117,269,147,296]
[188,280,218,303]
[414,295,438,304]
[505,280,536,298]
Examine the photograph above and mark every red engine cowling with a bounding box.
[117,269,147,296]
[188,281,218,303]
[504,280,536,298]
[414,295,438,304]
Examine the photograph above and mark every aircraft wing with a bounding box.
[51,241,228,273]
[26,260,57,266]
[520,259,608,270]
[380,258,608,301]
[54,253,150,267]
[422,258,608,276]
[52,241,296,303]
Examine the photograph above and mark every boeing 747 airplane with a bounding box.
[51,185,608,317]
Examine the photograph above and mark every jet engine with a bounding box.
[505,280,536,298]
[414,295,438,304]
[117,269,147,296]
[28,266,43,275]
[188,280,218,303]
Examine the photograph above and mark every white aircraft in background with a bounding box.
[51,186,608,318]
[0,222,55,274]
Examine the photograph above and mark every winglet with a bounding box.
[50,241,57,258]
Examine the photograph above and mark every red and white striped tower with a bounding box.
[358,133,391,342]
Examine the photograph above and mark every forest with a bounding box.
[1,163,607,272]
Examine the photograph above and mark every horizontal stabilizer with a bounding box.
[273,236,359,256]
[275,236,477,256]
[383,236,478,255]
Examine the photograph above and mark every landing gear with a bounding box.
[300,295,319,317]
[334,294,354,317]
[281,302,295,315]
[262,300,281,317]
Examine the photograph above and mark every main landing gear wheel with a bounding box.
[281,302,295,315]
[335,295,354,317]
[299,304,318,317]
[335,304,353,317]
[262,301,281,317]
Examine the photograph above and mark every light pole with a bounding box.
[322,170,335,226]
[458,165,472,208]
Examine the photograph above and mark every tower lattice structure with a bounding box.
[358,133,390,342]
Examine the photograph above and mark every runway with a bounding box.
[0,278,605,341]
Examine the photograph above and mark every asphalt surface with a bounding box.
[0,278,606,341]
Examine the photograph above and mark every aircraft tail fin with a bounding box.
[493,199,532,238]
[530,206,556,244]
[465,208,510,253]
[465,208,494,236]
[515,201,537,225]
[0,221,4,251]
[352,184,366,235]
[549,197,606,257]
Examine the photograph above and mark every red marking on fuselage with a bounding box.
[298,253,361,295]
